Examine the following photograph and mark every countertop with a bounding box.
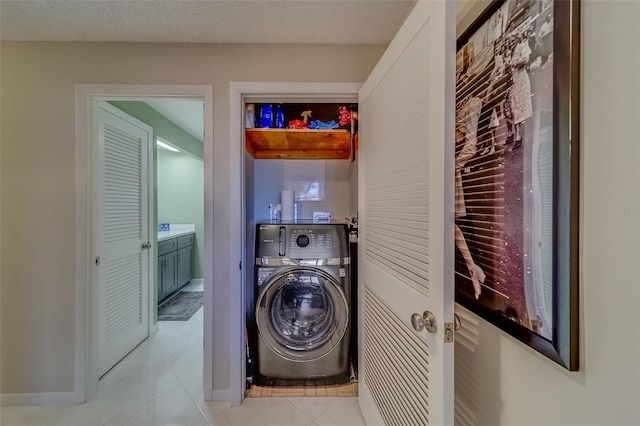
[158,224,196,242]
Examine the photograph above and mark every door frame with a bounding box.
[74,84,214,402]
[229,82,361,406]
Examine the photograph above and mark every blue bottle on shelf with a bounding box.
[276,104,285,128]
[259,104,273,128]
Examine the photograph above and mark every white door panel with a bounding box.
[97,102,151,377]
[358,0,455,424]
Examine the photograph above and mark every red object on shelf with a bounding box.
[338,105,351,127]
[288,119,307,129]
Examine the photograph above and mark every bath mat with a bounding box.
[158,291,203,321]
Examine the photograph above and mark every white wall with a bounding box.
[454,2,640,425]
[252,159,353,223]
[0,42,384,397]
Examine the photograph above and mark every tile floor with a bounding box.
[0,283,365,426]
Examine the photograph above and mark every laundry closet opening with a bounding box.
[242,100,359,398]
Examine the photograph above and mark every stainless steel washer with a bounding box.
[254,223,350,382]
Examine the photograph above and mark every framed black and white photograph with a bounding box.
[454,0,579,370]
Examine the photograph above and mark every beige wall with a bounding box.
[3,2,640,423]
[454,1,640,425]
[0,42,385,395]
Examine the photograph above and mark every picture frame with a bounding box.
[454,0,579,370]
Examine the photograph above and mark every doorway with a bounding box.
[229,82,361,406]
[107,98,206,313]
[74,84,214,403]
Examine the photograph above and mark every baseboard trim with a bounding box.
[190,278,204,286]
[150,321,160,335]
[1,391,78,406]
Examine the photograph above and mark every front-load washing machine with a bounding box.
[254,223,351,383]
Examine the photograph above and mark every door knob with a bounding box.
[411,311,437,333]
[142,242,151,250]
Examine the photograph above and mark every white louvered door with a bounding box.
[96,102,151,377]
[358,1,455,424]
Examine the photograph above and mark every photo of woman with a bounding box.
[454,0,555,340]
[455,93,486,300]
[507,31,533,149]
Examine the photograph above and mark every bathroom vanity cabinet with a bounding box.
[158,233,194,303]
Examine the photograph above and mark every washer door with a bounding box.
[256,268,348,362]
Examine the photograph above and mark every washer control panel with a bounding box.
[256,223,348,259]
[291,228,333,251]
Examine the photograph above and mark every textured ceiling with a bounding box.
[0,0,416,44]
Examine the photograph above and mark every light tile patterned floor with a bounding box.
[0,290,365,426]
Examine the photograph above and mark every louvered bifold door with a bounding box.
[97,103,151,377]
[357,1,455,425]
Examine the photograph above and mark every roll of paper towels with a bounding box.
[280,190,295,221]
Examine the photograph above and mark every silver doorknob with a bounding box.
[411,311,437,333]
[142,242,151,250]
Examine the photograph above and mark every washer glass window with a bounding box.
[271,272,334,349]
[256,268,348,361]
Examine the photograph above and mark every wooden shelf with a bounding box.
[245,128,352,160]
